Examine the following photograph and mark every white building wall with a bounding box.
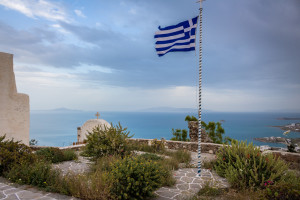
[0,52,30,145]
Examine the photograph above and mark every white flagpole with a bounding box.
[197,0,204,176]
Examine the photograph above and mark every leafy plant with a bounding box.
[83,122,133,159]
[165,149,191,165]
[36,147,77,163]
[63,171,114,200]
[62,149,78,161]
[0,135,36,175]
[197,182,225,197]
[150,139,165,153]
[215,140,289,189]
[171,129,190,141]
[262,171,300,200]
[185,115,198,122]
[4,160,60,188]
[138,153,163,161]
[109,155,171,200]
[202,121,231,144]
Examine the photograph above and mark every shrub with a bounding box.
[215,140,289,189]
[171,129,190,141]
[91,155,121,174]
[202,121,232,144]
[138,153,163,161]
[109,156,171,200]
[36,147,64,163]
[261,171,300,200]
[197,182,225,197]
[185,115,198,122]
[150,139,165,153]
[36,147,77,163]
[62,149,78,161]
[128,140,165,154]
[83,123,133,159]
[63,171,113,200]
[0,135,36,175]
[164,149,191,165]
[4,160,61,188]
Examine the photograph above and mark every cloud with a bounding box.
[74,9,86,18]
[1,0,299,112]
[0,0,69,22]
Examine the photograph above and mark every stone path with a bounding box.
[0,151,229,200]
[52,154,91,176]
[154,168,229,200]
[0,177,79,200]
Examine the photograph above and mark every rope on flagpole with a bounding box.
[197,1,204,176]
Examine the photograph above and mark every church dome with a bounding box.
[77,118,111,143]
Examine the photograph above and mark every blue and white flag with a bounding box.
[154,16,198,57]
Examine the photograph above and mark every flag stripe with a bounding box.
[157,47,196,57]
[154,29,184,39]
[155,36,196,48]
[155,26,183,35]
[156,44,196,56]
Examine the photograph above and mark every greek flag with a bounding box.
[155,16,198,57]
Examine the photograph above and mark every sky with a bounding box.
[0,0,299,112]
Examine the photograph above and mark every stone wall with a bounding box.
[128,138,223,153]
[0,52,30,145]
[31,139,224,154]
[263,150,300,169]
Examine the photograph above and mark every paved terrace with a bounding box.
[0,152,229,200]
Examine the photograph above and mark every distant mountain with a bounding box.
[32,107,83,113]
[139,107,200,113]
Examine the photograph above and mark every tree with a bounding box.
[201,121,231,144]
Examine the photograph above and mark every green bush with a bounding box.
[63,171,114,200]
[36,147,77,163]
[171,129,190,141]
[215,140,289,189]
[36,147,64,163]
[4,160,60,188]
[128,140,166,154]
[150,139,165,153]
[0,135,36,175]
[261,171,300,200]
[202,121,231,144]
[185,115,198,122]
[83,123,133,159]
[109,156,171,200]
[138,153,163,161]
[62,149,78,161]
[197,182,225,197]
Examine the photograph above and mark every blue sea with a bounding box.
[30,111,300,148]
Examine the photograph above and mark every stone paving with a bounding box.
[0,151,229,200]
[0,177,79,200]
[154,168,229,200]
[52,153,91,176]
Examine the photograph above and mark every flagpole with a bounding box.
[197,0,204,176]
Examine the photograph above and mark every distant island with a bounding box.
[254,137,300,146]
[277,117,300,120]
[272,122,300,132]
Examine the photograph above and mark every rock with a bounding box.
[260,145,271,151]
[208,150,214,154]
[188,121,212,143]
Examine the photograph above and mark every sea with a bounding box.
[30,110,300,148]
